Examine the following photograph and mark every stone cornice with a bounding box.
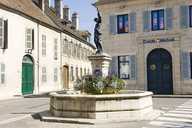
[94,0,130,6]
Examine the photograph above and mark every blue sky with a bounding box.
[50,0,97,43]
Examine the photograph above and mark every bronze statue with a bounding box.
[94,8,103,54]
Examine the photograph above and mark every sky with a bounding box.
[50,0,97,43]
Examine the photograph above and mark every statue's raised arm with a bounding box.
[97,8,101,23]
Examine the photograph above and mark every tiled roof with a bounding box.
[0,0,95,49]
[0,0,59,29]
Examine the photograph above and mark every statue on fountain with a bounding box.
[94,8,103,54]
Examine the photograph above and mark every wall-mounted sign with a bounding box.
[143,37,176,44]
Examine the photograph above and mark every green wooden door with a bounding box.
[22,56,34,95]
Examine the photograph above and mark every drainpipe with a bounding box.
[60,32,63,91]
[37,23,40,94]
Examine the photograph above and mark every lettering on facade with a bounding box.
[143,37,176,44]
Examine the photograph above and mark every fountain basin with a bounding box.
[50,90,153,121]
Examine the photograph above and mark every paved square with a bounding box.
[0,97,191,128]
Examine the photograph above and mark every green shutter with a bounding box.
[180,5,189,29]
[143,11,151,32]
[166,8,173,30]
[130,55,137,80]
[130,12,136,32]
[181,51,191,80]
[109,15,117,35]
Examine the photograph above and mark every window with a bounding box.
[189,6,192,27]
[84,68,86,75]
[63,39,67,55]
[76,67,79,80]
[117,14,129,34]
[190,53,192,79]
[42,67,47,82]
[80,68,83,78]
[54,38,58,60]
[70,66,74,81]
[25,28,34,49]
[118,56,131,79]
[0,18,8,49]
[42,35,46,56]
[54,68,58,82]
[0,63,5,84]
[151,10,165,31]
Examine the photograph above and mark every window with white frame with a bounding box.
[54,68,58,82]
[0,63,5,84]
[63,39,67,55]
[25,28,34,49]
[42,67,47,82]
[42,35,46,56]
[54,38,58,60]
[118,56,131,79]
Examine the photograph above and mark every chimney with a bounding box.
[63,5,70,21]
[55,0,63,19]
[72,12,79,30]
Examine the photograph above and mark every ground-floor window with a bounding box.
[70,66,74,81]
[0,63,5,84]
[190,52,192,79]
[118,56,131,79]
[53,68,58,82]
[42,67,47,82]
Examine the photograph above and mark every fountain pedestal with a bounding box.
[88,53,112,77]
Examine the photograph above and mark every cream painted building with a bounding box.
[95,0,192,94]
[0,0,94,99]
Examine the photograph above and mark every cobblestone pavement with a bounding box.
[0,97,190,128]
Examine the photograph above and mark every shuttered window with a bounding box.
[118,55,137,80]
[71,66,74,81]
[117,14,129,34]
[76,67,79,80]
[42,67,47,82]
[130,12,136,32]
[54,38,58,60]
[166,8,173,30]
[0,19,8,49]
[189,6,192,27]
[143,11,151,32]
[181,51,191,80]
[54,68,58,82]
[0,63,5,84]
[25,28,34,49]
[118,56,131,79]
[180,5,189,28]
[42,35,46,56]
[151,10,165,31]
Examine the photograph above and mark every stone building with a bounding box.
[95,0,192,94]
[0,0,95,99]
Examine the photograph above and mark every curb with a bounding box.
[153,95,192,98]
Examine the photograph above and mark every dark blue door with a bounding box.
[147,48,173,94]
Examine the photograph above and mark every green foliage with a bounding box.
[74,75,125,95]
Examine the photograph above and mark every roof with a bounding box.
[0,0,59,30]
[0,0,95,49]
[45,7,95,49]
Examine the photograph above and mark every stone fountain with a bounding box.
[42,8,159,124]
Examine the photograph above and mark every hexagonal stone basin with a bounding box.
[50,90,153,121]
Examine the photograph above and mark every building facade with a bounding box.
[0,0,94,99]
[95,0,192,94]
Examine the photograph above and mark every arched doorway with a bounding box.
[22,55,34,95]
[147,48,173,94]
